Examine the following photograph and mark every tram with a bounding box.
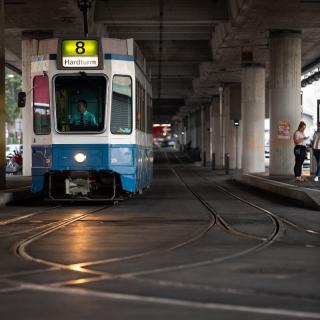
[19,38,153,200]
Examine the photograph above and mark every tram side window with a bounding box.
[135,80,146,132]
[111,75,132,134]
[141,86,146,132]
[147,94,153,134]
[136,80,140,130]
[33,75,50,135]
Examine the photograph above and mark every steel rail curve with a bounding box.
[202,174,320,236]
[0,206,61,226]
[48,167,282,287]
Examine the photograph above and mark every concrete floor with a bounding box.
[0,150,319,320]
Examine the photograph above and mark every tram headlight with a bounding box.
[74,153,86,163]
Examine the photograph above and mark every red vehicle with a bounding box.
[153,124,172,147]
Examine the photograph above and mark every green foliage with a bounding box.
[5,72,22,125]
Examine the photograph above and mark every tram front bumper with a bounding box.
[49,170,116,200]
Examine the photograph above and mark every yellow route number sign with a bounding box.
[60,39,100,68]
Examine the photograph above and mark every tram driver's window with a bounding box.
[33,75,50,135]
[111,75,132,134]
[55,76,106,133]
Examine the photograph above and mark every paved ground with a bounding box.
[1,175,31,190]
[264,175,320,190]
[0,150,319,319]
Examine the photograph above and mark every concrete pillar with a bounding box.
[224,86,240,169]
[187,114,192,146]
[242,64,265,173]
[21,38,38,176]
[200,105,205,164]
[219,87,225,166]
[209,102,214,163]
[229,84,242,169]
[203,104,211,164]
[190,112,196,148]
[212,97,223,168]
[269,30,301,175]
[175,119,183,151]
[0,0,5,188]
[196,109,202,149]
[182,118,187,146]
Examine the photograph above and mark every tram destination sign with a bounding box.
[58,39,103,70]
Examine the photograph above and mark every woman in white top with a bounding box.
[293,121,308,182]
[312,123,320,181]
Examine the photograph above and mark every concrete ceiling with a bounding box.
[4,0,320,122]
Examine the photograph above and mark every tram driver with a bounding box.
[70,100,98,128]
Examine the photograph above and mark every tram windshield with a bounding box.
[55,75,106,133]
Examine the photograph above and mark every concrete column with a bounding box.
[175,119,183,151]
[212,97,223,168]
[242,64,265,173]
[229,84,242,169]
[0,0,5,188]
[187,115,191,146]
[182,118,187,146]
[219,87,225,166]
[21,38,38,176]
[203,104,211,164]
[269,30,301,175]
[200,105,205,164]
[195,109,202,149]
[209,102,214,163]
[224,86,240,169]
[190,112,195,148]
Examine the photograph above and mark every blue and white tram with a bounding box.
[26,38,153,199]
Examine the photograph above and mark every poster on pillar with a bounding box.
[277,120,290,139]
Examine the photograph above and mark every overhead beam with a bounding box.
[94,0,228,22]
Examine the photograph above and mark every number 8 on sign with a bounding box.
[76,41,85,54]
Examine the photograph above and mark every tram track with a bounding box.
[15,166,281,280]
[38,167,282,287]
[170,149,320,236]
[11,186,217,278]
[0,206,61,227]
[7,166,315,288]
[14,205,114,276]
[0,206,68,237]
[2,165,319,319]
[172,167,280,239]
[201,173,320,236]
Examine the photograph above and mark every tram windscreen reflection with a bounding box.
[55,75,106,133]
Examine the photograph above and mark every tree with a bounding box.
[5,72,22,126]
